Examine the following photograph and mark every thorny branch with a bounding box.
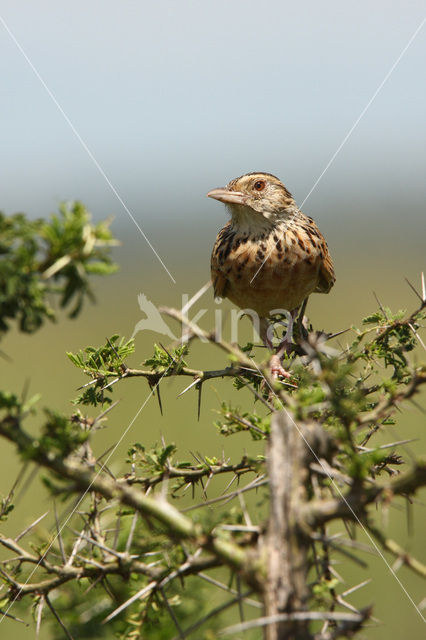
[0,276,425,638]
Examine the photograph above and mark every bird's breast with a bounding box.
[211,221,328,316]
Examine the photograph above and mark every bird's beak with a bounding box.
[207,188,247,205]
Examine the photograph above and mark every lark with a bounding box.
[208,172,335,377]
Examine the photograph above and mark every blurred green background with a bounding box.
[1,1,425,638]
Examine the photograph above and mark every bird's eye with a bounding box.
[254,180,266,191]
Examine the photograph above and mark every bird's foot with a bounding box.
[269,354,292,379]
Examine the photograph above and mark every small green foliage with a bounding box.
[312,576,340,609]
[67,335,135,405]
[144,343,188,371]
[232,367,269,397]
[240,341,255,355]
[0,203,118,335]
[68,340,189,406]
[38,409,88,458]
[0,390,22,412]
[362,308,405,325]
[71,384,114,407]
[127,442,177,474]
[232,375,247,391]
[67,335,134,375]
[0,496,14,521]
[215,401,270,440]
[0,390,40,417]
[362,311,386,325]
[116,577,224,640]
[353,308,422,380]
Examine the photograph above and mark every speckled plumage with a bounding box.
[209,172,335,319]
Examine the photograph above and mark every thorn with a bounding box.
[45,596,75,640]
[177,377,201,398]
[96,443,118,463]
[409,398,426,415]
[199,476,207,499]
[0,608,28,626]
[221,473,239,496]
[93,400,120,425]
[236,574,245,623]
[196,451,210,468]
[159,342,177,363]
[405,277,423,303]
[35,594,45,637]
[21,378,30,403]
[54,503,66,564]
[326,328,350,340]
[77,377,99,390]
[100,576,116,601]
[100,376,121,392]
[4,469,22,507]
[15,511,49,542]
[66,527,85,568]
[421,272,426,302]
[125,512,138,554]
[373,291,389,320]
[68,529,124,559]
[159,587,185,637]
[95,459,116,480]
[328,565,346,583]
[111,509,122,550]
[341,579,371,597]
[336,595,361,614]
[0,348,12,363]
[204,472,214,496]
[156,382,163,415]
[82,572,104,596]
[106,336,128,372]
[102,581,157,623]
[408,322,426,352]
[197,381,203,421]
[358,438,418,453]
[189,451,202,464]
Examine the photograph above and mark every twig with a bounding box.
[219,611,368,636]
[45,595,74,640]
[15,511,49,542]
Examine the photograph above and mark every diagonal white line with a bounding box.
[181,280,212,316]
[249,357,426,624]
[250,16,426,285]
[298,16,426,210]
[0,14,176,284]
[0,367,172,624]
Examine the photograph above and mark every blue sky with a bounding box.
[1,1,425,240]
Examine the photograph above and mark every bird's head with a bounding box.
[207,172,295,226]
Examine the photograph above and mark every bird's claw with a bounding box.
[269,354,292,379]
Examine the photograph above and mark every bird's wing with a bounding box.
[298,215,336,294]
[316,239,336,293]
[210,222,233,299]
[211,269,228,299]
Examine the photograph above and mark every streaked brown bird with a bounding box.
[207,172,335,377]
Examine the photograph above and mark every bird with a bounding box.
[207,172,335,377]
